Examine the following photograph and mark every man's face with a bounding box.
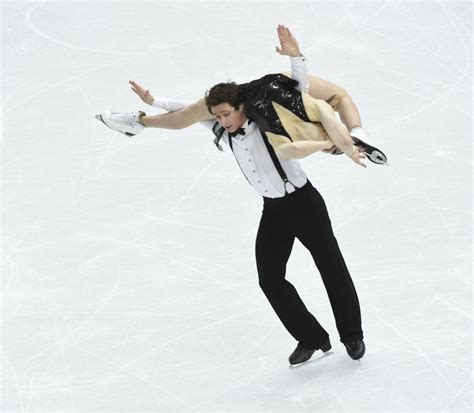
[211,103,247,133]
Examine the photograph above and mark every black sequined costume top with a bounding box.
[238,73,311,141]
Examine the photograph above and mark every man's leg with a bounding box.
[292,184,364,345]
[256,203,329,349]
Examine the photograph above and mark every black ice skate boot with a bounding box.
[289,338,332,365]
[344,339,366,360]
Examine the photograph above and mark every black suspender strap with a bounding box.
[258,128,296,195]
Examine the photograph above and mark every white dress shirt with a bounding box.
[152,56,310,198]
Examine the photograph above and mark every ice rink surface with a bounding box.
[1,0,472,411]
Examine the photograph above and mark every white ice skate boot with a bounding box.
[350,127,370,142]
[95,111,146,136]
[350,127,388,165]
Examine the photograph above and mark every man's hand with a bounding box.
[349,147,367,168]
[275,25,302,57]
[129,80,154,105]
[322,144,339,154]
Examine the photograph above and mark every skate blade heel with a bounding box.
[320,338,331,353]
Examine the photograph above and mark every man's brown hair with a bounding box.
[204,82,244,113]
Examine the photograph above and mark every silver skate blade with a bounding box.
[95,114,106,124]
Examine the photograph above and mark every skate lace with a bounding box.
[294,344,310,356]
[346,339,361,350]
[110,112,136,127]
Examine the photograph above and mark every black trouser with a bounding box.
[255,180,363,348]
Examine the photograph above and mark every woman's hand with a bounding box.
[348,146,367,168]
[275,25,303,57]
[129,80,154,105]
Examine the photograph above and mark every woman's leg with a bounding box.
[301,93,355,156]
[281,71,363,131]
[301,93,387,164]
[307,75,363,131]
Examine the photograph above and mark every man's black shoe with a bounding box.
[289,338,331,365]
[344,339,366,360]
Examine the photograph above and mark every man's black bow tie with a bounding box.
[228,127,245,138]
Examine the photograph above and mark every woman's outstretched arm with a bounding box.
[129,80,212,129]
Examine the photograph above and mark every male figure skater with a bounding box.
[96,26,366,365]
[99,26,385,163]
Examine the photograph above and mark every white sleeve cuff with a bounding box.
[289,55,309,93]
[152,98,193,112]
[290,55,307,65]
